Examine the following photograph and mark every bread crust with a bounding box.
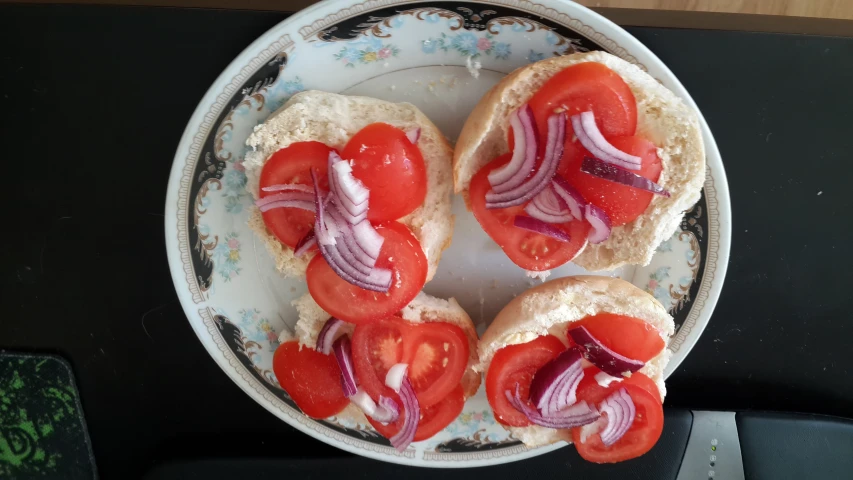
[454,51,706,271]
[477,275,674,448]
[244,90,455,281]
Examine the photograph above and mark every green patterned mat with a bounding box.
[0,353,96,479]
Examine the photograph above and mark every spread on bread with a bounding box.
[256,123,429,324]
[469,62,670,272]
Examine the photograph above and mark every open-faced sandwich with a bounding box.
[243,91,454,323]
[273,292,480,451]
[454,51,705,274]
[478,275,673,463]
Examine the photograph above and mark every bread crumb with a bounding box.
[525,270,551,282]
[389,85,396,91]
[817,191,823,195]
[383,62,389,68]
[466,56,481,79]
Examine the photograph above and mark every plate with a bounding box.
[165,0,731,467]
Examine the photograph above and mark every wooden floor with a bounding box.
[575,0,853,20]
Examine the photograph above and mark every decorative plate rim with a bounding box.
[164,0,731,467]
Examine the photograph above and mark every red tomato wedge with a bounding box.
[341,123,428,222]
[369,384,465,442]
[306,221,427,325]
[572,371,664,463]
[485,335,567,426]
[471,155,590,271]
[559,136,662,226]
[258,141,332,248]
[528,62,637,143]
[272,341,349,419]
[566,313,665,363]
[351,316,469,408]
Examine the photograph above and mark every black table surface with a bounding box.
[2,4,852,479]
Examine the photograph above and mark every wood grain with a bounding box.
[575,0,853,20]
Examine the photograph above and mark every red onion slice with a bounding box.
[311,169,392,292]
[261,184,315,194]
[533,185,570,216]
[293,230,317,258]
[486,112,566,209]
[316,317,346,355]
[524,202,573,224]
[332,336,358,397]
[568,326,645,377]
[580,157,670,197]
[255,191,316,212]
[405,127,421,144]
[488,105,538,192]
[513,215,571,243]
[506,384,600,429]
[551,175,586,220]
[584,204,612,244]
[351,221,384,260]
[385,363,409,392]
[350,389,400,424]
[571,111,641,170]
[598,388,636,446]
[375,395,401,424]
[325,208,377,271]
[529,347,584,416]
[390,377,419,451]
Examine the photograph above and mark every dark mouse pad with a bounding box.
[0,353,96,479]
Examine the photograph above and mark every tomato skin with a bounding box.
[528,62,637,142]
[566,313,665,363]
[571,373,664,463]
[485,335,567,426]
[369,384,465,442]
[559,136,662,226]
[341,123,428,222]
[351,316,469,408]
[259,141,332,248]
[272,341,349,419]
[306,221,427,325]
[470,155,591,271]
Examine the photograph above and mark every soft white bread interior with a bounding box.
[453,51,705,271]
[244,90,455,280]
[477,275,674,447]
[284,291,482,426]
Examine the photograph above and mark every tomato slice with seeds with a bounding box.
[351,316,469,408]
[470,155,590,271]
[559,136,662,226]
[369,384,465,442]
[271,341,349,419]
[485,335,567,427]
[572,370,664,463]
[258,141,332,248]
[566,313,665,363]
[306,221,427,325]
[341,123,428,222]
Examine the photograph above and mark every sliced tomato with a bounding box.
[572,371,664,463]
[258,141,332,248]
[271,341,349,419]
[306,221,427,325]
[528,62,637,143]
[566,313,665,363]
[369,384,465,442]
[352,316,469,408]
[485,335,567,426]
[341,123,427,222]
[559,136,662,226]
[470,155,590,271]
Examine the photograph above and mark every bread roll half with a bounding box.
[477,275,673,447]
[244,91,455,280]
[454,51,705,271]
